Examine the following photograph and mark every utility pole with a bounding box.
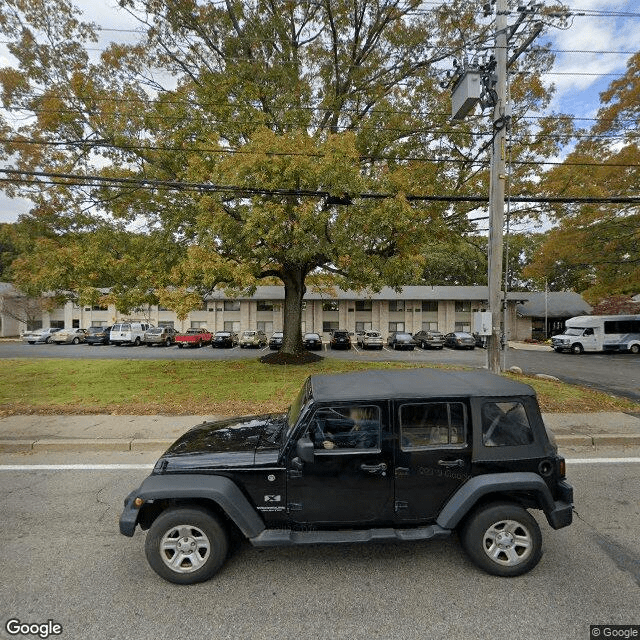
[487,0,509,373]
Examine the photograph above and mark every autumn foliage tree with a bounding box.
[0,0,565,357]
[525,52,640,303]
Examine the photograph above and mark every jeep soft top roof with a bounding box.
[309,369,535,402]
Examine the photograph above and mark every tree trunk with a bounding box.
[280,267,306,355]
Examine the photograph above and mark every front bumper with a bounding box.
[119,489,141,537]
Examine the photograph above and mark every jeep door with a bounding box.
[393,400,472,522]
[286,402,394,525]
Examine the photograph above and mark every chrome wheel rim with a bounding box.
[482,519,533,567]
[160,524,211,573]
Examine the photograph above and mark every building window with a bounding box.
[91,321,107,327]
[224,321,240,332]
[422,321,438,331]
[159,321,174,328]
[50,320,64,329]
[322,300,339,312]
[389,322,405,332]
[455,301,471,313]
[26,320,43,331]
[422,301,438,313]
[257,321,273,333]
[455,322,471,332]
[355,300,372,312]
[389,300,404,312]
[158,305,170,311]
[323,321,339,333]
[92,304,108,311]
[190,321,208,329]
[224,300,241,311]
[355,321,372,332]
[257,301,274,312]
[72,319,80,328]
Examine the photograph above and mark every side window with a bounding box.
[481,401,534,447]
[400,402,467,449]
[308,405,381,451]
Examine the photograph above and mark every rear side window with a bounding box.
[481,401,534,447]
[400,402,466,449]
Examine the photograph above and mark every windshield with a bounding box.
[215,332,230,336]
[243,331,256,336]
[565,328,585,336]
[147,328,163,334]
[366,332,381,337]
[286,378,312,439]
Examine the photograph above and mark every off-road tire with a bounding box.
[145,507,229,585]
[459,502,542,577]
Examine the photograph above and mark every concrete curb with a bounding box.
[2,434,640,453]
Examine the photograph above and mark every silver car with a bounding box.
[144,326,178,347]
[51,328,88,344]
[22,328,62,344]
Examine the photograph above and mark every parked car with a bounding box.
[413,330,445,350]
[329,330,351,350]
[303,332,323,350]
[145,326,178,347]
[239,330,267,348]
[356,330,384,350]
[211,331,238,348]
[110,322,154,346]
[51,328,87,345]
[176,328,213,348]
[120,369,573,584]
[21,327,62,344]
[444,332,476,350]
[387,332,415,350]
[85,326,112,345]
[268,332,284,350]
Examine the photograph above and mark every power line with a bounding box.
[1,167,638,205]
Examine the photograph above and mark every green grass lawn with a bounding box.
[0,357,637,416]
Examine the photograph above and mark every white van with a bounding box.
[551,315,640,354]
[110,321,154,346]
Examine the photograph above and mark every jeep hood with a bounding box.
[161,413,287,460]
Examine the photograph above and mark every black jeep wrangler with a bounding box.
[120,369,573,584]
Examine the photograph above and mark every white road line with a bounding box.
[2,458,640,471]
[567,458,640,464]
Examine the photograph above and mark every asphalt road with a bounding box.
[2,341,639,401]
[0,456,638,640]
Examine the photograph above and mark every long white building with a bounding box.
[0,283,591,341]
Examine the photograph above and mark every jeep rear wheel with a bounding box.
[459,503,542,577]
[145,507,229,585]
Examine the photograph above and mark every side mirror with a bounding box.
[296,436,314,463]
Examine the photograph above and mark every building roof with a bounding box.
[310,368,535,402]
[205,285,531,302]
[516,291,591,318]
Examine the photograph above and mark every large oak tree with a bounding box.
[0,0,564,355]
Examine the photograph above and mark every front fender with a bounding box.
[119,474,265,538]
[436,472,573,530]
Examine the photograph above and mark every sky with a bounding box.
[0,0,637,223]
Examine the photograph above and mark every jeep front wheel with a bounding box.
[145,507,229,584]
[459,503,542,577]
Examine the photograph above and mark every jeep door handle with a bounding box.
[437,459,464,468]
[360,462,388,475]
